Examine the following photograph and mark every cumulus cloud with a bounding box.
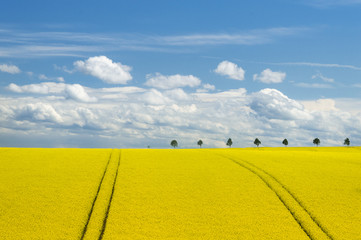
[197,84,216,93]
[145,73,201,89]
[250,88,312,120]
[7,82,96,102]
[7,82,65,94]
[74,56,132,84]
[195,88,247,102]
[1,85,361,148]
[301,99,338,112]
[65,84,97,102]
[0,64,21,74]
[214,61,245,80]
[164,88,190,101]
[253,68,286,83]
[15,103,63,123]
[203,83,215,91]
[141,88,171,105]
[7,83,24,93]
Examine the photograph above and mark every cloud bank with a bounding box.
[145,73,201,89]
[2,82,361,148]
[7,82,96,102]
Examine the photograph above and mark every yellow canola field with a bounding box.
[1,147,360,240]
[102,149,309,240]
[82,149,121,240]
[0,148,112,240]
[221,147,361,240]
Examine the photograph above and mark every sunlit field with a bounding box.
[0,148,112,239]
[1,147,360,240]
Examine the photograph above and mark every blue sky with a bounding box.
[1,0,361,148]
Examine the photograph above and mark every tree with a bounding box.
[226,138,233,148]
[254,138,261,147]
[170,140,178,148]
[344,138,350,146]
[313,138,320,146]
[197,139,203,148]
[282,139,288,147]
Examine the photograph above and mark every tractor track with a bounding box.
[80,151,113,240]
[240,157,334,240]
[98,150,121,240]
[218,153,334,240]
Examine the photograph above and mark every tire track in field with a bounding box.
[80,150,113,240]
[98,150,121,240]
[240,158,335,240]
[218,153,333,240]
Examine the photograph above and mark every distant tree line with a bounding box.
[168,137,351,148]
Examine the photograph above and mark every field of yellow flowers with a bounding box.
[0,147,360,239]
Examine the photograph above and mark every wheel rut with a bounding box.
[98,150,121,240]
[240,158,334,240]
[79,149,121,240]
[80,151,113,240]
[218,153,334,240]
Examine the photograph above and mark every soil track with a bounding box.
[98,151,121,240]
[219,153,333,240]
[80,151,113,240]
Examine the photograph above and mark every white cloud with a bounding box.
[7,83,24,93]
[15,103,63,123]
[203,84,215,91]
[141,88,171,105]
[74,56,132,84]
[2,85,361,148]
[197,84,216,93]
[250,88,312,120]
[164,88,190,101]
[7,82,66,94]
[7,82,96,102]
[0,64,21,74]
[214,61,245,80]
[332,98,361,114]
[301,99,338,112]
[194,88,247,102]
[65,84,97,103]
[312,72,334,83]
[145,73,201,89]
[253,68,286,84]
